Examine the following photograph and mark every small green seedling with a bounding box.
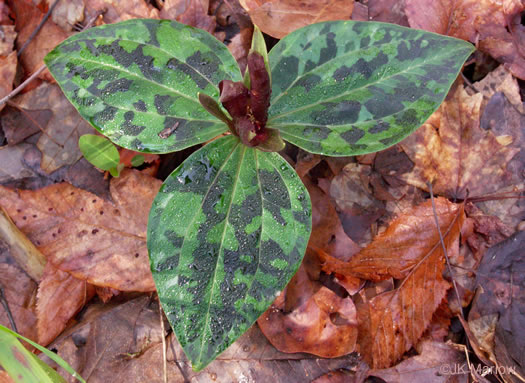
[79,134,145,176]
[44,19,474,370]
[0,324,85,383]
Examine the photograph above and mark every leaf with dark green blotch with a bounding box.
[147,135,311,371]
[267,20,475,156]
[79,134,120,172]
[45,19,242,153]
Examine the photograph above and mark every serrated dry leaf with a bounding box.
[323,198,464,368]
[400,83,519,199]
[322,198,462,282]
[0,169,161,292]
[239,0,354,38]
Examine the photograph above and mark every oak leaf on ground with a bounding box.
[0,169,161,292]
[400,83,519,199]
[323,198,465,368]
[239,0,354,38]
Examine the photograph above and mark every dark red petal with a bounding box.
[248,52,271,125]
[219,80,250,119]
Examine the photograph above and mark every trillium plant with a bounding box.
[45,19,474,370]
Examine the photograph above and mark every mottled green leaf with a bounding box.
[45,19,242,153]
[78,134,120,171]
[147,135,311,371]
[0,324,84,383]
[267,21,475,156]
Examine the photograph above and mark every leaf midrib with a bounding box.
[196,142,247,367]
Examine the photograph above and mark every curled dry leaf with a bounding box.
[37,262,95,346]
[0,169,161,292]
[258,263,358,358]
[239,0,354,38]
[324,198,464,368]
[400,82,519,199]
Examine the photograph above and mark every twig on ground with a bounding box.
[17,0,61,57]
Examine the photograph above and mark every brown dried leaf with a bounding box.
[12,0,70,81]
[239,0,354,38]
[329,163,385,245]
[400,83,519,199]
[47,0,85,31]
[327,198,465,368]
[0,169,161,292]
[12,82,94,173]
[85,0,160,24]
[368,0,408,26]
[323,197,463,282]
[0,144,38,185]
[468,230,525,380]
[37,262,95,346]
[48,296,361,383]
[0,51,16,113]
[305,177,360,261]
[160,0,216,33]
[405,0,525,79]
[258,264,358,357]
[0,263,38,342]
[1,105,53,145]
[369,340,468,383]
[0,25,16,56]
